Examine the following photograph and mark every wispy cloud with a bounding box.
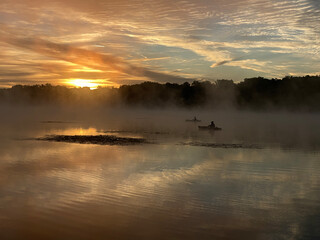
[0,0,320,86]
[210,57,244,68]
[0,30,195,84]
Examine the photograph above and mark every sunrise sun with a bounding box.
[67,79,100,90]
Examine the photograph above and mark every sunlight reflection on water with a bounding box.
[0,109,319,240]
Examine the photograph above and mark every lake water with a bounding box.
[0,106,319,239]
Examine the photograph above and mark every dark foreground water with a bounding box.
[0,107,319,240]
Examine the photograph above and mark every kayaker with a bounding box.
[209,121,215,128]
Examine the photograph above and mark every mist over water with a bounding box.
[0,105,319,239]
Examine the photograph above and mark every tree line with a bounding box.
[1,75,320,111]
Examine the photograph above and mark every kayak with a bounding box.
[186,119,201,122]
[198,126,222,130]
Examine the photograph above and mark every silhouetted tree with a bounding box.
[1,75,320,111]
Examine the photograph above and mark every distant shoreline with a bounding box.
[0,75,319,111]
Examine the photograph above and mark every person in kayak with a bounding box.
[209,121,216,128]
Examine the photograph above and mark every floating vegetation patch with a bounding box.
[182,142,264,149]
[37,135,148,145]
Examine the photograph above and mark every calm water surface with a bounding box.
[0,107,319,239]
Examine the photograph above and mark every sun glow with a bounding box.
[67,79,100,89]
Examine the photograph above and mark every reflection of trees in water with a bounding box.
[1,75,320,110]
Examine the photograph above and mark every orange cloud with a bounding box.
[0,29,194,83]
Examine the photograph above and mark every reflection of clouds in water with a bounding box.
[1,144,319,239]
[0,109,319,239]
[116,160,214,196]
[113,148,319,210]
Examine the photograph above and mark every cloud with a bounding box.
[0,31,195,83]
[210,57,244,68]
[1,0,320,86]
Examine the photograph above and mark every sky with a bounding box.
[0,0,320,88]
